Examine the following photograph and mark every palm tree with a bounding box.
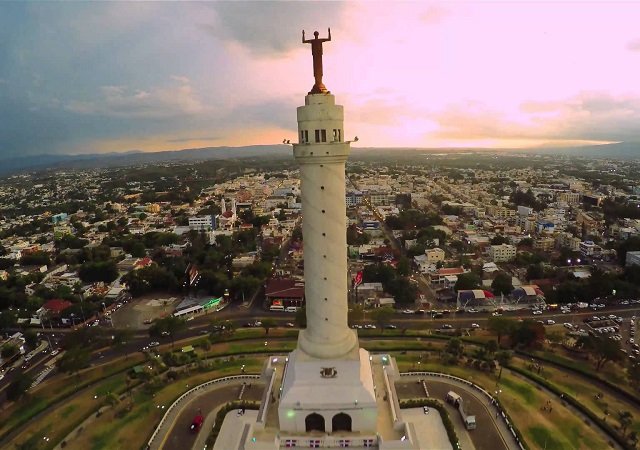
[495,350,513,381]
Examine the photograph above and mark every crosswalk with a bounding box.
[30,366,55,389]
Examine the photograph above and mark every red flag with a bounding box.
[354,271,363,287]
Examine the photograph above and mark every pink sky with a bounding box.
[3,1,640,155]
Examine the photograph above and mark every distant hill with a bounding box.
[526,142,640,159]
[1,141,638,177]
[0,145,291,177]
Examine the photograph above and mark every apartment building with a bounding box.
[488,244,516,262]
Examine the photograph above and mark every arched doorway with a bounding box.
[332,412,352,432]
[305,413,325,432]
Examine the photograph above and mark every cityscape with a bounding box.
[2,2,640,450]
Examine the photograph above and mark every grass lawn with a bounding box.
[63,358,264,450]
[510,357,640,436]
[8,373,133,450]
[0,354,146,443]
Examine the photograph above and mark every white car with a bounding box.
[563,323,573,329]
[545,319,555,325]
[467,309,478,313]
[471,323,480,329]
[533,310,543,315]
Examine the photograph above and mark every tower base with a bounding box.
[278,345,378,433]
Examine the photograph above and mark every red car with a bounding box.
[190,414,203,433]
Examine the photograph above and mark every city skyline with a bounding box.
[1,1,640,157]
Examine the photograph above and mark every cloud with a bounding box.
[206,2,345,55]
[66,77,207,118]
[627,38,640,51]
[430,92,640,144]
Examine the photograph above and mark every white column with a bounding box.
[293,94,357,359]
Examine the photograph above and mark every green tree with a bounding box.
[370,307,394,330]
[495,350,513,381]
[130,241,146,258]
[6,375,34,401]
[23,330,38,349]
[1,343,18,359]
[526,263,544,281]
[454,272,481,292]
[58,347,90,384]
[490,235,509,245]
[485,339,499,355]
[231,275,261,302]
[578,336,623,371]
[19,251,51,266]
[628,363,640,391]
[261,318,277,335]
[348,304,365,325]
[510,319,546,348]
[445,337,463,358]
[149,316,187,346]
[491,272,513,296]
[78,260,119,283]
[396,257,411,276]
[487,316,515,346]
[295,306,307,328]
[619,411,633,437]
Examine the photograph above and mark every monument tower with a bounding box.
[277,28,378,434]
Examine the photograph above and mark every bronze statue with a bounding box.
[302,28,331,94]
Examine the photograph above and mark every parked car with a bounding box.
[471,323,480,329]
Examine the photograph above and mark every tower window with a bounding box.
[300,130,304,143]
[315,130,320,142]
[321,129,327,142]
[304,130,309,143]
[333,129,341,142]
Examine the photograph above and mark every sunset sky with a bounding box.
[1,1,640,157]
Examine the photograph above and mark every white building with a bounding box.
[626,251,640,268]
[188,215,216,231]
[425,247,445,263]
[488,244,516,262]
[580,241,602,258]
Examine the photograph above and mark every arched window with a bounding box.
[332,412,352,432]
[305,412,325,432]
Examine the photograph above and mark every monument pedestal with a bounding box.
[278,336,378,433]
